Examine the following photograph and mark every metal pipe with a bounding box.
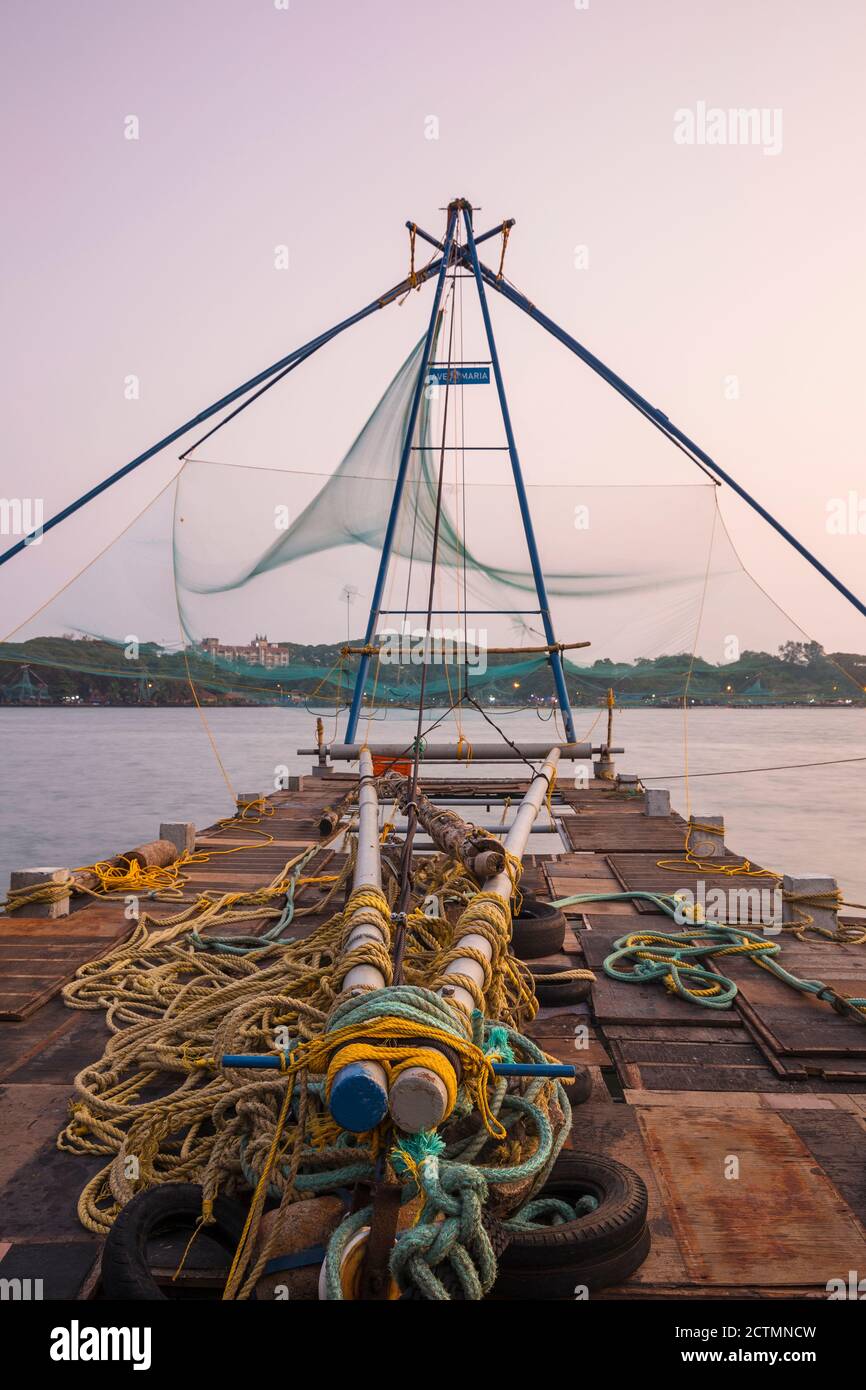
[340,748,383,990]
[0,255,447,569]
[406,217,515,251]
[221,1055,575,1079]
[344,207,460,742]
[388,748,561,1132]
[299,741,620,762]
[440,746,561,1014]
[403,821,560,836]
[471,255,866,623]
[328,748,390,1132]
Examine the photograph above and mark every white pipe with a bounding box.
[340,748,385,993]
[388,747,561,1132]
[439,746,561,1015]
[298,740,616,762]
[329,748,389,1131]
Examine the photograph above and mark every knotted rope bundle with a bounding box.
[604,919,866,1016]
[432,886,537,1024]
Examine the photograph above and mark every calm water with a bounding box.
[1,706,864,907]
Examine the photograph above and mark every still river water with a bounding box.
[1,705,863,906]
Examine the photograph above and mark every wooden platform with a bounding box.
[1,770,864,1300]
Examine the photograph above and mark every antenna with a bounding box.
[340,584,359,642]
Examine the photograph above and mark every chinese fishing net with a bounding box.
[3,279,863,725]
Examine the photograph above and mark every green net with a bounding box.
[2,294,863,715]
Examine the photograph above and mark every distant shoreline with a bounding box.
[1,701,861,712]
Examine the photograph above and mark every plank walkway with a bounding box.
[0,770,864,1299]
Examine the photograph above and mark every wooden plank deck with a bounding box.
[1,769,864,1299]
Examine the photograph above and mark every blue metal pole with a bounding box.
[220,1054,576,1079]
[0,257,445,568]
[344,207,460,742]
[461,208,577,741]
[473,259,866,624]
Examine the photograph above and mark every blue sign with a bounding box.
[427,365,490,386]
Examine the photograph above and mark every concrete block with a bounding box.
[8,867,71,918]
[689,815,725,858]
[645,788,670,817]
[236,793,263,810]
[782,874,839,936]
[159,822,196,857]
[310,764,334,778]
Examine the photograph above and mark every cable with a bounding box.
[396,262,461,920]
[642,754,866,780]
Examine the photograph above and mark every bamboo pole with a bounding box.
[340,640,590,657]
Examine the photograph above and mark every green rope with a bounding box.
[506,1193,598,1228]
[551,890,866,1015]
[319,1005,573,1300]
[189,846,320,955]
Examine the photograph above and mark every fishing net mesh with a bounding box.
[2,296,862,718]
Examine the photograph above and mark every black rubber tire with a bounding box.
[531,961,593,1006]
[494,1222,651,1299]
[101,1183,249,1301]
[566,1063,593,1107]
[511,897,566,960]
[498,1151,648,1273]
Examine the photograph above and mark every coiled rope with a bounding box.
[57,846,567,1299]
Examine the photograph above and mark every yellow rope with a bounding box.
[456,735,473,764]
[56,850,541,1241]
[496,222,510,281]
[2,879,71,912]
[545,765,557,829]
[656,820,776,881]
[221,1077,294,1300]
[2,798,284,913]
[408,223,417,288]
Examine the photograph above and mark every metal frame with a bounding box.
[461,206,576,740]
[345,199,579,742]
[0,253,453,566]
[11,193,861,638]
[343,206,460,740]
[397,212,866,624]
[471,252,866,622]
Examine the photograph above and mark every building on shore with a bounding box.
[198,635,291,669]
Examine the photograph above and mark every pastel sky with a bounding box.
[2,0,865,653]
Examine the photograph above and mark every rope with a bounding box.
[653,822,866,944]
[408,223,417,288]
[2,797,291,914]
[56,844,568,1303]
[655,819,776,881]
[641,754,866,780]
[496,222,510,281]
[551,889,866,1019]
[2,878,72,912]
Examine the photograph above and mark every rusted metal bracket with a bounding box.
[358,1176,403,1300]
